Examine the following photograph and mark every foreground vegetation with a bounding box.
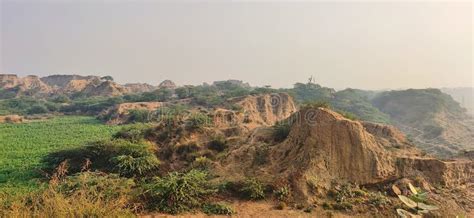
[0,116,125,196]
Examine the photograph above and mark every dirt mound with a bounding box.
[269,107,396,197]
[0,115,24,123]
[220,106,472,204]
[81,81,129,97]
[0,74,51,93]
[40,74,101,88]
[235,93,297,126]
[0,74,21,89]
[101,102,163,124]
[124,83,157,93]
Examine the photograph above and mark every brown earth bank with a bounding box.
[135,93,472,216]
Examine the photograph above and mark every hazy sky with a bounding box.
[1,0,472,89]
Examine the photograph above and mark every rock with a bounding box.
[392,185,402,196]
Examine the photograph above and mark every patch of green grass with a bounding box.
[0,116,126,196]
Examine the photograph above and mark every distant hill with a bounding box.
[0,74,161,98]
[441,87,474,116]
[372,89,474,157]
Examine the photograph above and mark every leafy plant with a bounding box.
[143,170,216,214]
[191,156,213,170]
[273,185,291,202]
[112,154,160,177]
[240,178,265,200]
[273,121,291,142]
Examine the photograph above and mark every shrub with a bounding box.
[332,202,353,211]
[302,101,331,109]
[27,104,49,114]
[273,121,291,142]
[202,203,236,215]
[273,185,291,202]
[44,139,160,177]
[275,201,287,210]
[143,170,216,214]
[253,144,270,165]
[338,111,358,121]
[240,178,265,200]
[186,112,212,129]
[128,109,154,123]
[207,136,227,152]
[191,156,213,170]
[112,154,160,178]
[113,124,151,142]
[367,192,389,207]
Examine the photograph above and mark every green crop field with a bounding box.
[0,116,125,196]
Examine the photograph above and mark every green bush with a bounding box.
[112,154,160,178]
[191,156,213,170]
[202,203,235,215]
[27,104,49,114]
[253,144,270,165]
[186,112,212,129]
[273,121,291,142]
[240,178,265,200]
[127,109,154,123]
[44,139,160,177]
[143,170,216,214]
[113,124,151,142]
[273,185,291,202]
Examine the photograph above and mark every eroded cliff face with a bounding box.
[267,107,397,201]
[0,74,21,89]
[0,74,51,93]
[220,106,473,203]
[40,75,100,88]
[236,93,297,126]
[0,74,139,97]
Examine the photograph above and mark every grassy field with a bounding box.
[0,116,125,196]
